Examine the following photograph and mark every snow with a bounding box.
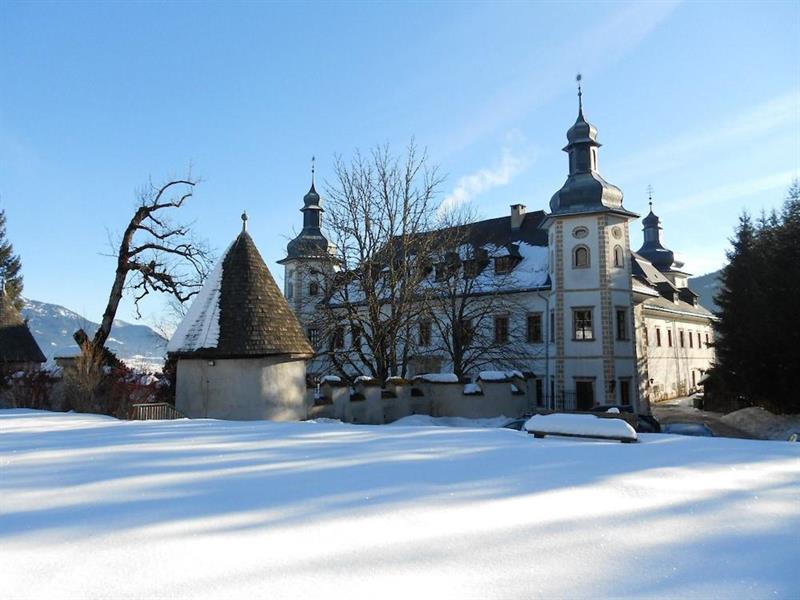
[414,372,459,383]
[320,375,342,384]
[478,370,513,381]
[2,409,799,599]
[525,413,637,441]
[606,407,620,414]
[721,407,800,441]
[166,243,230,353]
[354,375,378,383]
[510,242,549,288]
[388,414,511,428]
[463,382,482,395]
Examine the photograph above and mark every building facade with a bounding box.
[280,95,716,413]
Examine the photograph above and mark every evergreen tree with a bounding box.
[713,181,800,413]
[0,209,24,312]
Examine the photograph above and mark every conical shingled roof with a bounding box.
[169,230,313,359]
[0,292,46,364]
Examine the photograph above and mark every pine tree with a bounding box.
[714,181,800,413]
[0,209,24,312]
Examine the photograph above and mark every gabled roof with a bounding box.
[168,230,313,359]
[0,293,46,364]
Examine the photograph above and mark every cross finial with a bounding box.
[576,73,583,113]
[311,155,315,185]
[647,184,654,211]
[241,210,248,232]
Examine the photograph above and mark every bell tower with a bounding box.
[544,75,640,409]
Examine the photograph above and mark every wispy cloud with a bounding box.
[615,89,800,181]
[660,169,798,214]
[440,144,531,212]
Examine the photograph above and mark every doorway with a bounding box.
[576,380,594,411]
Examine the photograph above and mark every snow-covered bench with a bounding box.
[524,413,638,443]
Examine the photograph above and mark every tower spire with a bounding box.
[647,184,654,212]
[311,155,316,187]
[241,210,248,232]
[576,73,583,115]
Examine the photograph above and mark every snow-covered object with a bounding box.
[388,414,511,428]
[478,370,511,381]
[167,244,228,353]
[606,407,620,414]
[524,413,637,441]
[3,410,799,598]
[510,384,520,393]
[354,375,378,384]
[463,382,482,395]
[511,242,549,288]
[319,375,342,384]
[414,373,459,383]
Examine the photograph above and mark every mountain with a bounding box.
[689,269,722,313]
[22,299,167,370]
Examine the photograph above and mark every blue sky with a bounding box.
[1,1,798,326]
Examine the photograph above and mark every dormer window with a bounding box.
[495,256,517,274]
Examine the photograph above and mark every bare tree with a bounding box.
[418,206,538,380]
[302,142,444,381]
[80,177,212,361]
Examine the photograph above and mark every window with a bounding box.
[457,319,474,347]
[656,328,662,347]
[287,281,294,299]
[494,256,516,275]
[573,245,590,268]
[679,330,685,348]
[309,281,319,296]
[527,313,543,343]
[613,245,624,268]
[705,332,710,347]
[667,330,673,347]
[331,326,345,350]
[419,320,431,347]
[697,332,702,348]
[689,331,694,348]
[573,308,594,341]
[463,259,480,279]
[351,326,362,350]
[550,310,555,342]
[615,309,628,340]
[307,328,320,349]
[494,315,509,344]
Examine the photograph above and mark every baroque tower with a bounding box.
[544,76,640,408]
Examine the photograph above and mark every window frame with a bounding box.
[572,307,595,341]
[494,315,510,345]
[615,308,629,341]
[526,312,543,343]
[573,245,591,269]
[613,245,625,268]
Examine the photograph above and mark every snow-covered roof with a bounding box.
[168,232,313,359]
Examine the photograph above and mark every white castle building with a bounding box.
[279,92,715,414]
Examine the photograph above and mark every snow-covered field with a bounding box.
[2,410,798,599]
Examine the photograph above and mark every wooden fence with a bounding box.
[129,402,185,421]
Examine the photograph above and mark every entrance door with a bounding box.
[576,381,594,411]
[620,379,631,406]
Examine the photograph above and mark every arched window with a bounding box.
[613,245,624,268]
[573,245,590,268]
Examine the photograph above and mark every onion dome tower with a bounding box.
[549,75,628,215]
[636,190,684,273]
[282,157,332,262]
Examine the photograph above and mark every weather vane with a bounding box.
[241,210,248,232]
[576,73,583,111]
[311,155,315,185]
[647,184,654,211]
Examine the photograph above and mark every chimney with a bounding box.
[510,204,526,231]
